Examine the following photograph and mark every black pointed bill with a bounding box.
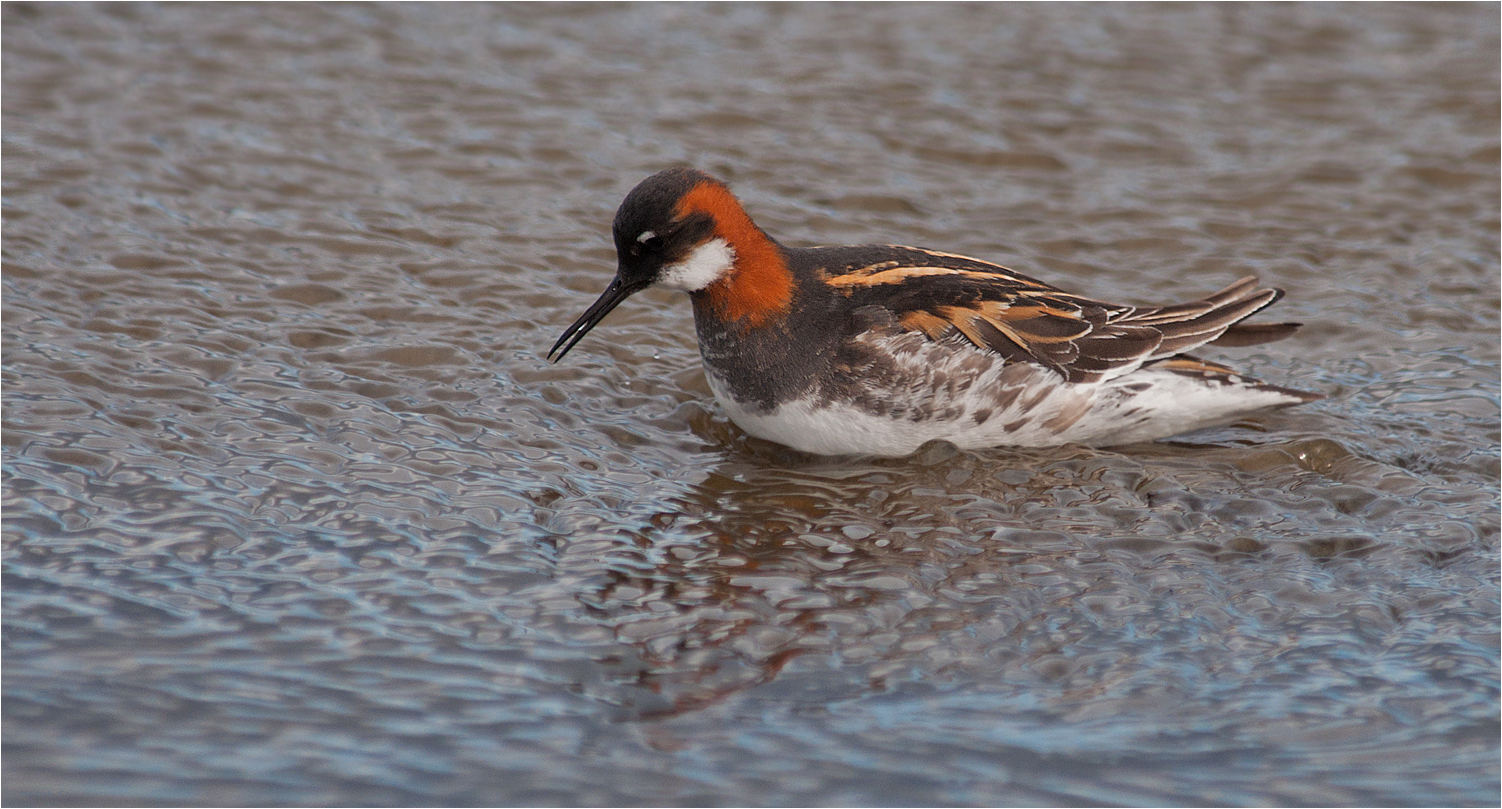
[548,275,651,362]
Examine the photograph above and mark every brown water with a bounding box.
[4,3,1498,806]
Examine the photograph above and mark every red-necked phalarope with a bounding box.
[550,168,1321,457]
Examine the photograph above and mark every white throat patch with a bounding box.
[656,238,736,292]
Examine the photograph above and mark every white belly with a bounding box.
[704,360,1305,457]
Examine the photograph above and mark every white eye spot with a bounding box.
[657,238,736,292]
[636,230,657,243]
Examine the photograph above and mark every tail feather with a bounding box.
[1125,276,1265,325]
[1130,284,1286,359]
[1146,354,1324,403]
[1209,321,1304,347]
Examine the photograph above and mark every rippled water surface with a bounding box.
[4,3,1499,806]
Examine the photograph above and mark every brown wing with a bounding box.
[821,246,1301,384]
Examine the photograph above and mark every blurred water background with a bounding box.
[3,3,1498,805]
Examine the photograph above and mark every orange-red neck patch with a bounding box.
[677,181,793,327]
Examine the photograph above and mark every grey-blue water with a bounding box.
[4,3,1498,805]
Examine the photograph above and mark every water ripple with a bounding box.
[5,3,1498,806]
